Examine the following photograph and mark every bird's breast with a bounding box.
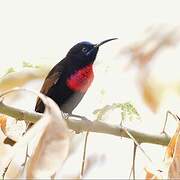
[66,64,94,92]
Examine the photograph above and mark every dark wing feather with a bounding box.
[35,72,60,112]
[35,61,65,113]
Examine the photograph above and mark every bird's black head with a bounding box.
[66,38,118,66]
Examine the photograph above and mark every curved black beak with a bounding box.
[86,38,118,56]
[95,38,118,48]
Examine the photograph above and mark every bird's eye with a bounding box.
[82,47,88,53]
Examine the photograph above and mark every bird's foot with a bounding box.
[61,112,70,120]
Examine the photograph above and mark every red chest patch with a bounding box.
[66,64,94,92]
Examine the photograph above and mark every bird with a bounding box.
[4,38,117,145]
[34,38,117,117]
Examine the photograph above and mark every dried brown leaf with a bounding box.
[1,116,25,143]
[165,124,180,159]
[0,96,70,179]
[168,124,180,179]
[145,167,162,180]
[144,125,180,179]
[0,115,7,135]
[26,97,70,179]
[122,27,180,69]
[140,77,164,112]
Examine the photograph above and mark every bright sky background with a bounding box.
[0,0,179,70]
[0,0,180,178]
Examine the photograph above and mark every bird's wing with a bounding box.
[35,61,64,112]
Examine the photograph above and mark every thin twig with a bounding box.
[2,159,12,180]
[129,143,137,180]
[132,143,136,180]
[14,145,30,178]
[21,145,30,169]
[123,126,152,162]
[80,131,89,178]
[162,110,178,134]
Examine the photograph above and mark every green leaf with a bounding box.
[93,102,140,123]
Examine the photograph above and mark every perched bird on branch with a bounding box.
[4,38,117,145]
[34,38,117,117]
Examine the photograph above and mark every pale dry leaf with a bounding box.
[2,117,26,142]
[0,97,69,179]
[0,136,11,179]
[168,124,180,179]
[0,65,50,91]
[3,159,23,179]
[26,97,70,179]
[0,111,49,178]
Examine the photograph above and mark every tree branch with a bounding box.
[0,101,170,146]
